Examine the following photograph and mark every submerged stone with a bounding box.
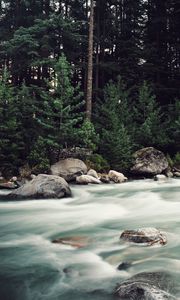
[52,236,89,248]
[117,262,132,271]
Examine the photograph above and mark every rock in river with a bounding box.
[52,236,89,248]
[87,169,99,179]
[114,272,176,299]
[131,147,169,176]
[120,228,167,246]
[76,174,101,184]
[108,170,127,183]
[0,181,18,189]
[0,174,71,200]
[51,158,87,182]
[154,174,168,182]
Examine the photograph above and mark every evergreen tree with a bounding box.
[0,68,23,175]
[96,78,133,171]
[29,53,85,166]
[16,83,37,159]
[133,81,168,148]
[165,99,180,154]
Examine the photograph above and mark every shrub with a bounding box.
[173,152,180,167]
[85,154,110,172]
[28,136,50,174]
[79,120,98,151]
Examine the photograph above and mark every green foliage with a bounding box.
[96,77,134,171]
[0,68,23,173]
[16,83,37,156]
[85,154,110,173]
[101,124,133,171]
[28,136,50,174]
[79,120,98,151]
[133,81,168,148]
[166,154,174,168]
[166,99,180,153]
[173,153,180,167]
[36,53,84,150]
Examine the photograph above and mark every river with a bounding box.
[0,179,180,300]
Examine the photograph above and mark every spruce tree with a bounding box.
[29,53,85,166]
[133,81,167,148]
[0,68,23,175]
[97,77,133,171]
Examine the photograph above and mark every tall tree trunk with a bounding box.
[95,1,100,95]
[86,0,94,121]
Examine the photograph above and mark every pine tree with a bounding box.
[0,68,23,175]
[165,99,180,154]
[29,53,85,165]
[96,77,133,171]
[16,83,37,158]
[133,81,168,148]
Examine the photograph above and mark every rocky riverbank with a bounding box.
[0,147,179,199]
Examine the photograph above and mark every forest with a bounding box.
[0,0,180,177]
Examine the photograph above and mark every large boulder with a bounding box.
[50,158,87,182]
[0,174,71,200]
[114,272,176,300]
[108,170,127,183]
[76,175,101,184]
[120,227,167,246]
[131,147,169,176]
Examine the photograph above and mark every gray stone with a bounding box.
[154,174,167,181]
[0,174,71,200]
[166,171,173,178]
[76,175,101,184]
[108,170,127,183]
[51,158,87,182]
[174,172,180,178]
[131,147,169,176]
[99,174,110,183]
[120,227,167,246]
[0,182,18,190]
[87,169,99,179]
[114,272,176,299]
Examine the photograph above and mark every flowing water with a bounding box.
[0,179,180,300]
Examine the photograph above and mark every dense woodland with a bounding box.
[0,0,180,176]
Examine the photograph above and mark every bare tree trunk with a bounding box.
[95,1,100,95]
[86,0,94,121]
